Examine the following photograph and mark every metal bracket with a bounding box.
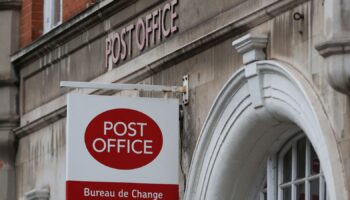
[182,75,189,105]
[60,75,190,105]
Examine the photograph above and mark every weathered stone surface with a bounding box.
[10,0,350,199]
[16,119,65,200]
[0,6,19,200]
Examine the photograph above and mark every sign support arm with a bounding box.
[60,75,189,105]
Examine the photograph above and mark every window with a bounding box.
[44,0,62,33]
[259,135,330,200]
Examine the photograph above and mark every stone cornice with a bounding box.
[315,40,350,57]
[0,116,18,128]
[0,78,17,87]
[13,0,309,136]
[13,106,66,138]
[10,0,142,67]
[316,39,350,94]
[0,1,21,10]
[232,33,268,65]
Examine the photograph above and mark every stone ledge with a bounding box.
[315,39,350,94]
[13,106,66,138]
[0,1,21,10]
[315,40,350,57]
[15,0,309,136]
[0,79,17,87]
[10,0,140,67]
[24,189,50,200]
[0,115,18,128]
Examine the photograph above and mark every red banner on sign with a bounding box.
[66,181,179,200]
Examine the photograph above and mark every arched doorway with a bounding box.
[183,60,347,200]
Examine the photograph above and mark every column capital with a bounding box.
[232,33,268,65]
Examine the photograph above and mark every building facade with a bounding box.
[1,0,350,199]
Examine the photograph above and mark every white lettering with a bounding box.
[93,138,106,152]
[132,140,143,154]
[114,122,127,136]
[128,122,137,136]
[132,189,163,199]
[93,121,155,155]
[138,122,147,137]
[117,139,126,153]
[107,139,116,152]
[104,121,113,135]
[144,140,153,155]
[83,188,115,197]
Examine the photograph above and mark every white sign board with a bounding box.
[66,94,179,200]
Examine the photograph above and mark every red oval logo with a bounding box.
[85,109,163,170]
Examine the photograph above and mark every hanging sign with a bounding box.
[66,94,179,200]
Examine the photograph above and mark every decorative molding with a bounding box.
[0,79,17,87]
[10,0,139,67]
[13,106,66,138]
[0,115,18,127]
[232,33,268,108]
[184,60,347,200]
[13,0,308,136]
[24,189,50,200]
[315,40,350,57]
[232,33,268,65]
[314,0,350,95]
[316,40,350,94]
[0,1,21,10]
[245,63,263,108]
[11,0,306,68]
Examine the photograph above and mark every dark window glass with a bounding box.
[297,183,306,200]
[53,0,61,26]
[283,187,292,200]
[297,138,306,178]
[310,146,320,175]
[310,179,320,200]
[283,149,292,183]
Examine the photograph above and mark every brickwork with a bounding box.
[20,0,43,48]
[63,0,95,22]
[20,0,95,48]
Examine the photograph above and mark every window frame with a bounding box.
[260,134,329,200]
[43,0,63,33]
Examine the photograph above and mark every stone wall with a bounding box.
[0,1,20,199]
[12,0,350,199]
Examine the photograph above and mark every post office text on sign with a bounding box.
[84,108,163,170]
[105,0,179,67]
[92,121,152,155]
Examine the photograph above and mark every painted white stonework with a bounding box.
[184,34,348,200]
[316,0,350,94]
[184,59,347,200]
[24,189,49,200]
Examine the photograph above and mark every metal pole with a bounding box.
[60,81,187,93]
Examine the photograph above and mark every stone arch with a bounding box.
[183,60,347,200]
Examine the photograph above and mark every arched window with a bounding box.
[260,135,329,200]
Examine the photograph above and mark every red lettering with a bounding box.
[145,13,153,47]
[111,32,121,64]
[120,28,127,60]
[136,18,146,50]
[170,0,178,33]
[126,24,134,57]
[162,3,171,37]
[105,35,112,68]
